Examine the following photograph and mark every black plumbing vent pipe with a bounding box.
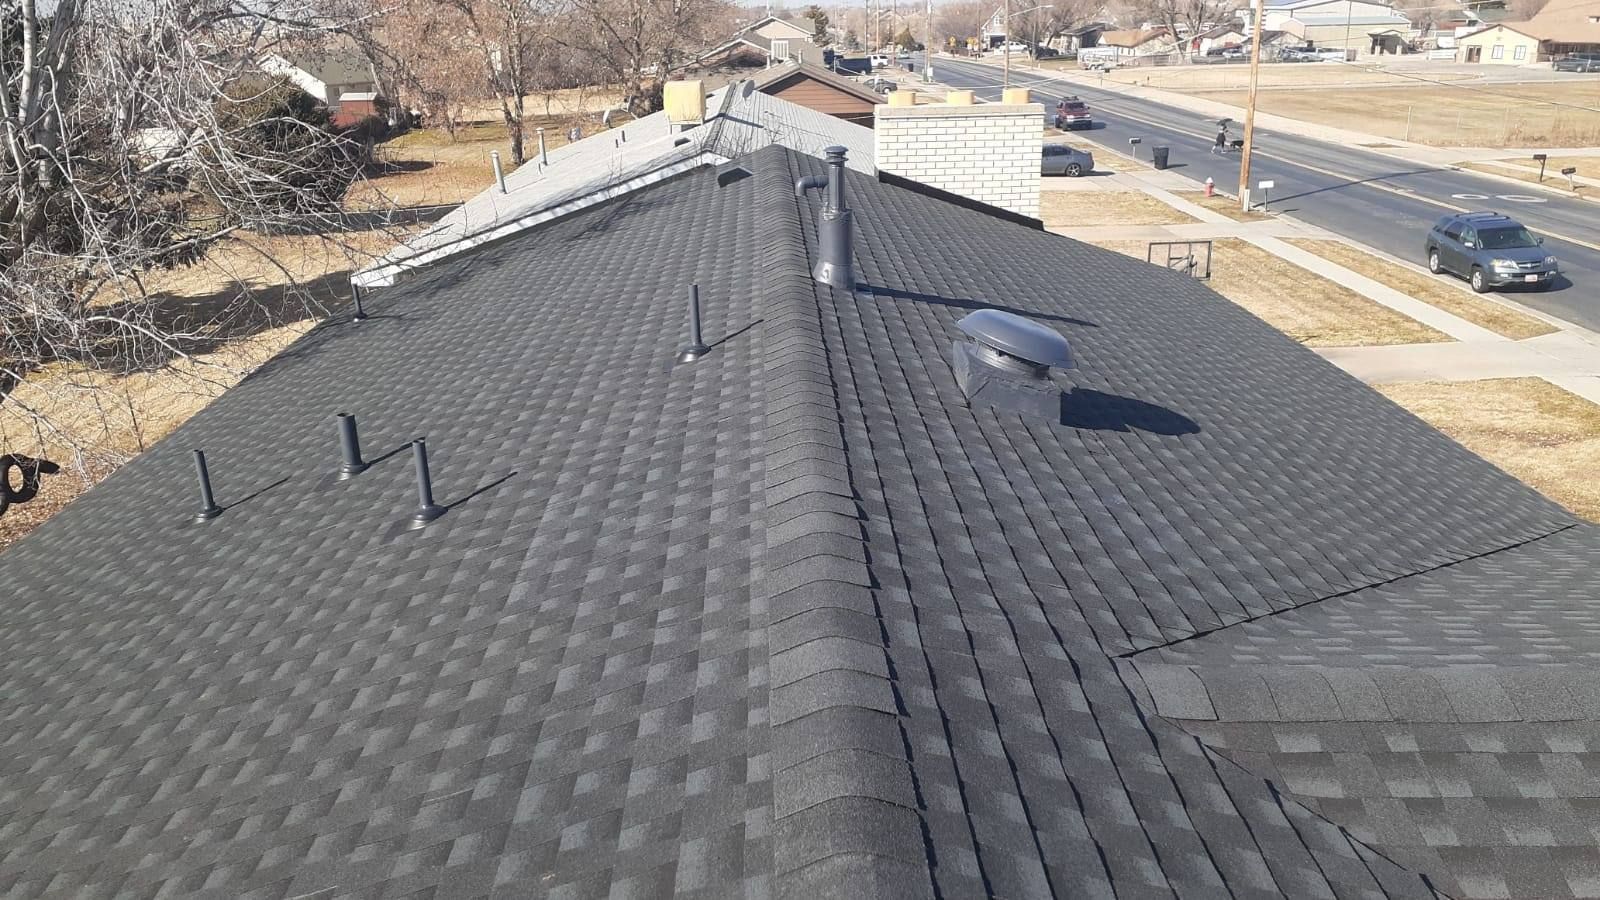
[337,414,368,478]
[794,146,853,291]
[677,284,711,363]
[192,450,222,521]
[410,439,445,527]
[351,282,369,322]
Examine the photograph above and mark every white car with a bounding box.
[870,54,891,68]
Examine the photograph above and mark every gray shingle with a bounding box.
[0,141,1586,899]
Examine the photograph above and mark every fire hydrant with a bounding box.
[1204,177,1215,198]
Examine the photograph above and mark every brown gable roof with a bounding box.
[1517,0,1600,42]
[1099,26,1175,47]
[752,62,884,106]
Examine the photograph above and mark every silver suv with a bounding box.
[1425,211,1558,292]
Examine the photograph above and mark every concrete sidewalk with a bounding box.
[1320,333,1600,403]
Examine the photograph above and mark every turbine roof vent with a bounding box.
[957,309,1074,375]
[951,309,1074,419]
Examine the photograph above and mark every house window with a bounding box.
[1513,44,1527,60]
[771,39,790,61]
[1491,44,1504,59]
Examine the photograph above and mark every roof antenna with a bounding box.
[677,284,711,363]
[794,146,854,290]
[409,438,445,527]
[192,450,222,521]
[336,413,368,479]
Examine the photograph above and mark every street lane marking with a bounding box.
[942,65,1600,255]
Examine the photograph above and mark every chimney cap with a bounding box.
[957,309,1074,371]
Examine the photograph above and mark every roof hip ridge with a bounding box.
[752,155,935,896]
[1120,522,1584,661]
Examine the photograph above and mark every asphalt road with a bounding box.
[924,55,1600,332]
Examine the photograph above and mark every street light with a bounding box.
[1004,2,1053,88]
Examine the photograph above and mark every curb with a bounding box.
[1445,163,1599,205]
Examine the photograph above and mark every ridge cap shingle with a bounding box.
[750,149,933,895]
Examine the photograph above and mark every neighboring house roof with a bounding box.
[1197,20,1247,39]
[698,32,825,68]
[750,61,885,107]
[1099,26,1176,46]
[0,118,1594,900]
[1512,0,1600,42]
[272,38,376,89]
[738,14,816,39]
[357,82,873,286]
[1458,21,1542,41]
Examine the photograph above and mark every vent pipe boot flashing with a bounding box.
[951,309,1075,419]
[192,449,222,521]
[336,413,368,478]
[793,146,854,291]
[409,439,445,527]
[677,284,711,363]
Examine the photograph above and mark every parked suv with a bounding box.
[1424,212,1558,292]
[1053,97,1093,130]
[1554,52,1600,72]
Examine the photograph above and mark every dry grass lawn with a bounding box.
[1096,63,1465,92]
[1088,238,1452,347]
[1379,378,1600,521]
[1,90,627,549]
[1288,239,1557,340]
[1188,192,1270,222]
[0,231,400,550]
[352,114,607,210]
[1041,190,1197,227]
[1460,158,1597,194]
[1196,82,1600,147]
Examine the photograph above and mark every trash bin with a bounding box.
[1152,145,1170,170]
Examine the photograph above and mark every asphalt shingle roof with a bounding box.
[0,142,1591,899]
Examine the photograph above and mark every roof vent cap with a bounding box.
[957,309,1074,377]
[952,309,1074,419]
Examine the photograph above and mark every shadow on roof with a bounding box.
[1059,388,1200,435]
[862,284,1099,328]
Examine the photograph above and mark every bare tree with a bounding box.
[1013,0,1095,58]
[936,0,992,52]
[1135,0,1230,59]
[1,0,380,472]
[429,0,548,164]
[555,0,739,116]
[1506,0,1549,19]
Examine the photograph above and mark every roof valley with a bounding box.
[753,156,934,893]
[1119,521,1584,663]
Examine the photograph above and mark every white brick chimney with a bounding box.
[873,94,1043,220]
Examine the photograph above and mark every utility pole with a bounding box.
[1003,0,1011,88]
[925,0,934,81]
[1238,0,1265,212]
